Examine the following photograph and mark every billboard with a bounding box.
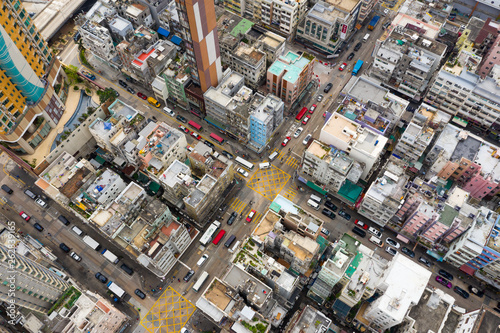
[340,24,348,40]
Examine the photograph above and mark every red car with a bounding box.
[339,63,347,71]
[137,92,147,100]
[191,131,201,140]
[309,105,316,113]
[282,137,291,147]
[246,209,256,222]
[323,112,327,118]
[179,125,190,134]
[302,115,311,125]
[20,211,31,221]
[354,219,368,229]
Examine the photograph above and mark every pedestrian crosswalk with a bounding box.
[286,156,300,169]
[268,148,301,169]
[283,188,297,201]
[229,198,247,214]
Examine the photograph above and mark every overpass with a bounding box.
[34,0,87,41]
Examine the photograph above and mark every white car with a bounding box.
[293,127,303,138]
[385,238,400,249]
[237,168,249,177]
[385,247,397,256]
[197,254,209,266]
[35,198,47,208]
[69,251,82,262]
[368,227,382,239]
[303,134,312,145]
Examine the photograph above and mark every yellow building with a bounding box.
[0,0,64,154]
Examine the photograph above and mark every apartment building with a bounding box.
[296,1,362,57]
[284,306,332,333]
[159,62,191,110]
[248,94,284,152]
[358,156,409,227]
[225,42,267,89]
[267,51,315,107]
[79,21,117,63]
[125,3,154,28]
[77,169,128,208]
[259,0,308,36]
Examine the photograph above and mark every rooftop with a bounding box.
[160,159,192,188]
[204,71,246,107]
[85,169,121,201]
[307,2,346,25]
[250,94,282,123]
[474,307,500,333]
[234,43,266,66]
[486,217,500,253]
[252,210,282,243]
[307,141,354,175]
[287,305,331,333]
[366,160,408,203]
[348,76,389,105]
[475,142,500,181]
[268,51,313,84]
[126,3,147,17]
[223,265,271,307]
[391,13,441,39]
[203,278,232,312]
[184,175,216,207]
[407,289,455,333]
[230,18,254,37]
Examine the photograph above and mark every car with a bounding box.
[227,212,238,225]
[302,115,311,125]
[197,254,209,267]
[321,208,335,219]
[303,134,312,145]
[294,127,303,138]
[385,238,400,249]
[309,105,317,113]
[35,198,47,208]
[219,203,228,212]
[383,22,391,30]
[438,269,453,281]
[354,219,368,229]
[282,136,291,147]
[321,228,330,236]
[237,168,249,177]
[137,92,147,100]
[69,251,82,262]
[126,87,135,94]
[176,115,187,123]
[59,243,71,253]
[468,285,484,297]
[401,247,415,258]
[191,131,201,140]
[183,270,195,282]
[367,227,382,238]
[178,125,190,134]
[338,210,351,220]
[325,200,337,211]
[386,247,397,256]
[58,215,70,226]
[20,211,31,221]
[317,94,324,102]
[246,209,256,222]
[436,276,452,288]
[204,140,215,149]
[186,145,194,153]
[339,63,347,71]
[135,289,146,299]
[418,257,432,267]
[33,223,44,232]
[222,150,233,159]
[118,80,127,88]
[95,272,108,283]
[453,286,470,299]
[324,83,333,93]
[354,42,362,51]
[347,52,355,61]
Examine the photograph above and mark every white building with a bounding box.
[79,20,116,63]
[362,254,432,331]
[319,113,388,181]
[108,16,134,39]
[125,3,154,28]
[248,93,284,152]
[81,169,127,206]
[224,42,267,89]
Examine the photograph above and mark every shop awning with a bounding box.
[157,27,170,38]
[171,35,182,45]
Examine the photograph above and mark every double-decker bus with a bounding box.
[295,107,308,121]
[188,120,202,131]
[210,133,224,144]
[212,229,226,245]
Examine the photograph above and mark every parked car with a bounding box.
[385,238,400,249]
[95,272,108,283]
[338,63,347,71]
[282,137,291,147]
[191,132,201,140]
[118,80,127,88]
[110,88,119,97]
[303,134,312,145]
[178,125,190,134]
[401,247,415,258]
[302,115,311,125]
[137,92,147,100]
[126,87,135,94]
[204,140,215,149]
[354,42,362,51]
[354,219,368,229]
[176,115,187,123]
[468,285,484,297]
[324,83,333,92]
[69,251,82,262]
[35,198,47,208]
[197,254,209,267]
[58,215,70,226]
[436,276,452,288]
[367,227,382,238]
[386,247,397,256]
[237,168,249,177]
[135,289,146,299]
[321,228,330,237]
[19,211,31,221]
[33,223,44,232]
[438,269,453,281]
[183,270,195,282]
[317,94,324,102]
[246,209,256,223]
[222,150,234,159]
[309,105,317,113]
[321,208,335,219]
[338,210,351,220]
[347,52,355,61]
[418,257,432,267]
[59,243,71,253]
[383,22,391,30]
[293,127,303,138]
[324,200,337,211]
[453,286,470,299]
[227,212,238,225]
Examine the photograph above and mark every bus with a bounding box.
[199,221,221,246]
[210,133,224,144]
[296,107,308,121]
[235,156,254,170]
[192,271,209,292]
[212,229,226,245]
[188,120,202,131]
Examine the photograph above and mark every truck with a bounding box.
[83,235,101,251]
[81,70,96,80]
[368,15,380,30]
[107,281,125,301]
[101,249,119,264]
[352,60,364,76]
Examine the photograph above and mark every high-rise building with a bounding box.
[0,0,65,153]
[176,0,223,92]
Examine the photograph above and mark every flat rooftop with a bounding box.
[308,2,346,25]
[185,175,216,207]
[86,169,121,200]
[321,113,359,144]
[407,289,452,333]
[252,210,281,243]
[451,135,482,162]
[288,305,331,333]
[204,71,245,107]
[204,278,232,312]
[268,51,312,84]
[160,160,191,188]
[348,76,389,105]
[475,307,500,333]
[223,265,271,307]
[475,143,500,180]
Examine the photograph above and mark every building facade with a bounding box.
[248,94,283,151]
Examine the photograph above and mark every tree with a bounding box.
[64,65,79,83]
[96,88,116,104]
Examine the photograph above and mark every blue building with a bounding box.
[249,94,284,152]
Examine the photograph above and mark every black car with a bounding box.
[468,285,484,297]
[453,286,469,299]
[204,140,215,149]
[438,269,453,281]
[354,42,362,51]
[324,200,337,211]
[59,243,71,253]
[120,263,134,275]
[401,247,415,258]
[227,212,238,225]
[176,115,187,123]
[95,272,108,283]
[222,150,234,159]
[418,257,431,267]
[127,87,135,94]
[347,52,355,61]
[183,270,195,282]
[338,210,351,220]
[33,223,44,232]
[135,289,146,299]
[118,80,128,88]
[321,208,335,219]
[383,22,391,30]
[58,215,70,226]
[324,83,333,93]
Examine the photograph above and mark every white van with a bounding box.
[307,199,320,210]
[163,107,175,117]
[229,240,240,253]
[269,151,278,161]
[363,33,370,42]
[369,236,384,247]
[310,194,322,204]
[71,226,83,236]
[259,162,270,170]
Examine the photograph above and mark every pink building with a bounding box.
[463,174,500,199]
[476,19,500,78]
[266,51,314,107]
